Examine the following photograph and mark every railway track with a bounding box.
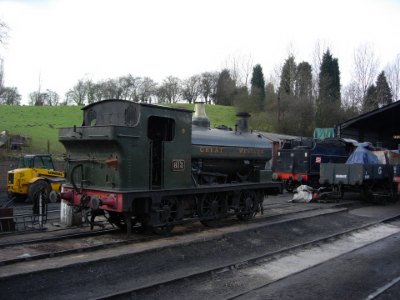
[0,199,390,300]
[93,214,400,300]
[366,275,400,300]
[0,199,353,267]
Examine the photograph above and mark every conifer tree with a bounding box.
[250,64,266,110]
[279,56,297,96]
[295,62,314,135]
[295,62,312,98]
[316,50,341,127]
[376,71,393,106]
[363,84,378,112]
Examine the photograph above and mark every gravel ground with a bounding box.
[0,208,376,300]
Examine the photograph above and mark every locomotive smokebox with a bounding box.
[236,112,251,133]
[192,102,210,128]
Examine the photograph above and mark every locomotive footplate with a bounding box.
[60,181,283,235]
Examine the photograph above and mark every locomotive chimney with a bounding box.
[192,102,210,128]
[236,112,251,133]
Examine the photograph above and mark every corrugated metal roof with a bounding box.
[338,100,400,129]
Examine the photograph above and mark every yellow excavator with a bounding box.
[7,154,65,203]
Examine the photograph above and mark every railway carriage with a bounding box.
[59,100,282,234]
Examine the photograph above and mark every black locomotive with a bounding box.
[59,100,282,234]
[273,138,355,192]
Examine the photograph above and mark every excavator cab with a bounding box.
[17,154,55,170]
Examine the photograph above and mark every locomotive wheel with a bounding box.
[339,184,344,200]
[199,193,227,227]
[150,197,179,235]
[333,184,344,201]
[285,181,296,193]
[361,184,374,202]
[389,184,399,203]
[236,190,259,221]
[28,180,51,215]
[107,212,137,231]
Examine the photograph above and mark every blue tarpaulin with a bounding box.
[346,145,380,164]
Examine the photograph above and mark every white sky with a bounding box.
[1,0,400,104]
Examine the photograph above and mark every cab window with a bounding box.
[33,156,54,170]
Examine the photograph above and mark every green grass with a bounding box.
[0,105,82,156]
[0,103,238,156]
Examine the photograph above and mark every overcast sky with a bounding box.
[1,0,400,104]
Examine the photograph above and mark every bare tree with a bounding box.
[29,91,46,106]
[223,53,254,87]
[103,79,121,99]
[0,20,9,45]
[241,54,254,87]
[138,77,157,103]
[386,54,400,101]
[200,72,219,104]
[342,82,362,112]
[0,58,4,92]
[45,89,60,106]
[0,20,9,94]
[268,64,282,93]
[223,55,241,85]
[181,75,201,104]
[118,74,142,101]
[158,76,181,103]
[311,40,330,99]
[0,87,20,105]
[66,79,87,105]
[85,79,97,104]
[352,43,379,101]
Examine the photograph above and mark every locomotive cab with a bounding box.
[60,100,193,192]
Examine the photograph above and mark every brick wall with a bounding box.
[0,158,65,192]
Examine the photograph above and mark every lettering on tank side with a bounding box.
[199,146,224,154]
[238,148,265,155]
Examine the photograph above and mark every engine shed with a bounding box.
[337,101,400,149]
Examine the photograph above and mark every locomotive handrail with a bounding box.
[66,158,110,164]
[88,134,109,138]
[117,134,140,139]
[70,163,83,193]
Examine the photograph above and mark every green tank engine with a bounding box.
[59,99,281,234]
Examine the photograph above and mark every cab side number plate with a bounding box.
[171,159,185,171]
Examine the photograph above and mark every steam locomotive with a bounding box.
[59,100,282,234]
[273,138,355,192]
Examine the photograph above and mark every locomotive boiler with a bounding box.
[59,100,282,234]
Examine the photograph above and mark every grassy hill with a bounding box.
[0,103,237,157]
